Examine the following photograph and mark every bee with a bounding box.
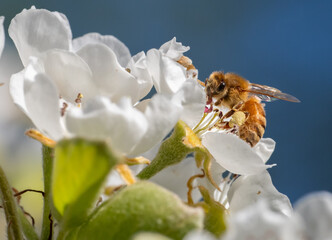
[205,71,300,147]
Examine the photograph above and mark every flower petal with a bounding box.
[146,49,187,94]
[150,157,201,201]
[76,43,139,103]
[184,230,216,240]
[9,7,72,67]
[72,32,131,67]
[227,171,292,217]
[222,200,287,240]
[10,70,28,114]
[126,51,153,100]
[253,138,275,163]
[294,192,332,240]
[22,63,63,140]
[172,79,206,129]
[159,37,190,60]
[65,97,148,154]
[129,94,182,156]
[202,132,275,175]
[42,49,98,103]
[0,17,4,57]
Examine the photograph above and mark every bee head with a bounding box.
[205,71,228,100]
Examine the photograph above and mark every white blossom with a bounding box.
[146,37,192,94]
[221,191,332,240]
[9,7,181,156]
[124,38,279,203]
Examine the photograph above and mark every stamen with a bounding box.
[125,156,150,165]
[197,80,205,87]
[177,56,195,70]
[186,170,205,205]
[115,164,136,185]
[60,102,68,117]
[195,111,219,135]
[75,93,83,107]
[204,105,213,114]
[125,68,131,73]
[193,113,208,131]
[25,129,56,148]
[104,185,125,196]
[219,173,238,206]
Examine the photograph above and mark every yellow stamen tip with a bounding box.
[25,129,56,148]
[125,156,150,165]
[104,185,124,196]
[197,80,205,87]
[116,164,136,185]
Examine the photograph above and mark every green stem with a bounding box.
[0,165,24,240]
[18,207,39,240]
[41,145,54,240]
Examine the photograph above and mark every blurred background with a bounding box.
[0,0,331,233]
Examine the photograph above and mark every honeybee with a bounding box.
[205,71,300,147]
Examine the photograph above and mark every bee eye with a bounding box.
[217,82,226,92]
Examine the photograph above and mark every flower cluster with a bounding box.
[0,6,330,240]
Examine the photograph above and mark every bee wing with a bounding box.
[246,83,300,102]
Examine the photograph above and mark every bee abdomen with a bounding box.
[238,97,266,147]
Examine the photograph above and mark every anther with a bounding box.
[204,105,213,114]
[75,93,84,107]
[60,102,68,117]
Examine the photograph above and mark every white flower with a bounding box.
[226,171,292,217]
[292,191,332,240]
[221,191,332,240]
[221,200,289,240]
[143,41,276,175]
[9,7,181,156]
[125,38,278,202]
[146,37,195,94]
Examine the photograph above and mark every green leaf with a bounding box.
[137,121,203,180]
[52,138,121,228]
[199,186,227,237]
[75,181,204,240]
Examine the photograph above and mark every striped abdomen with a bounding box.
[238,97,266,147]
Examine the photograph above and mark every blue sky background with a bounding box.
[0,0,331,203]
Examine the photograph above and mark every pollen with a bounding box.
[229,111,246,128]
[75,93,84,107]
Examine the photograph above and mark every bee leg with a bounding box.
[233,101,245,111]
[221,101,245,120]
